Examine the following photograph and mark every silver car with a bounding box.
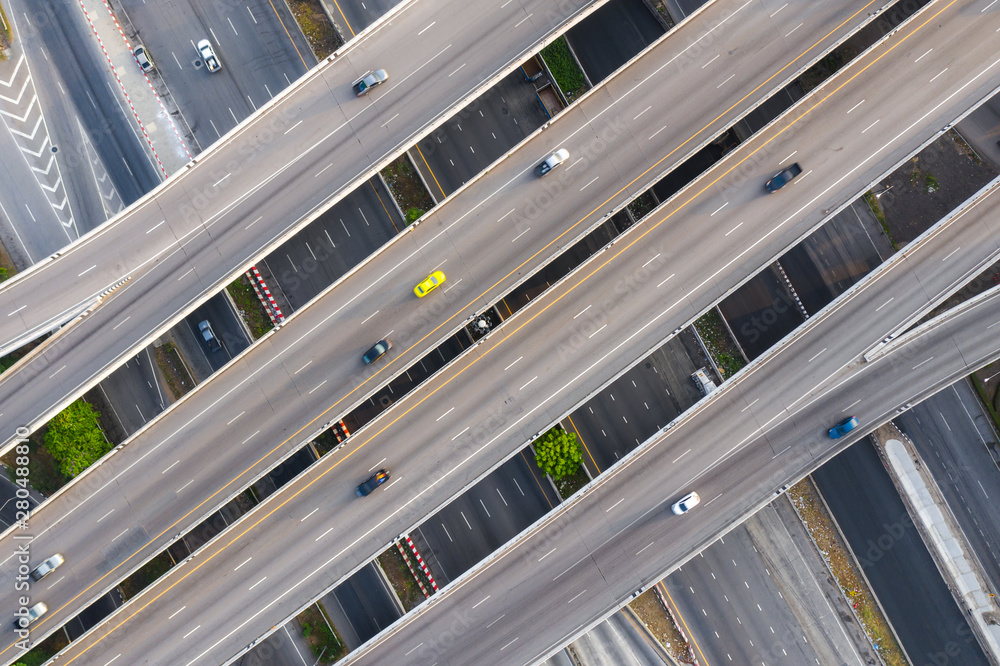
[353,69,388,96]
[14,602,47,627]
[31,553,64,581]
[197,39,222,73]
[537,148,570,176]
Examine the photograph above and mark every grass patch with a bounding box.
[629,589,693,662]
[554,464,589,499]
[0,2,12,62]
[288,0,341,59]
[377,546,427,612]
[788,479,907,666]
[693,308,745,378]
[155,342,194,400]
[540,37,587,102]
[297,603,347,663]
[924,173,939,193]
[1,434,67,498]
[227,276,274,339]
[118,551,174,601]
[381,155,433,226]
[13,627,67,666]
[863,192,899,252]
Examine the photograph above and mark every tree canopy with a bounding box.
[44,400,108,478]
[533,427,583,481]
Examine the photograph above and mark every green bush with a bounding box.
[44,400,109,478]
[541,37,585,96]
[406,207,424,223]
[533,427,583,481]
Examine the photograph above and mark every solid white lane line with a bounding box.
[846,99,865,113]
[716,73,735,88]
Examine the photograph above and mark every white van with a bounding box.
[691,368,717,396]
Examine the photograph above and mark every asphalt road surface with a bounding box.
[119,0,315,148]
[0,3,972,656]
[813,440,988,666]
[50,58,1000,663]
[567,0,666,85]
[0,0,610,389]
[259,178,403,311]
[898,381,1000,604]
[345,175,1000,666]
[412,450,558,585]
[566,330,710,474]
[665,500,874,664]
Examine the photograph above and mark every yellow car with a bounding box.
[414,270,446,297]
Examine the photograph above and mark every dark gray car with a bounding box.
[362,339,391,365]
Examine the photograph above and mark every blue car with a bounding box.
[828,416,860,439]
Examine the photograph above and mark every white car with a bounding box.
[353,69,388,96]
[197,39,222,73]
[14,602,47,628]
[133,45,153,72]
[671,491,700,515]
[30,553,64,581]
[537,148,569,176]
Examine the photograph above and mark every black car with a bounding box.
[357,469,390,496]
[764,162,803,193]
[362,339,391,365]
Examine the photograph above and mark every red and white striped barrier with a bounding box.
[395,542,431,599]
[404,534,439,593]
[77,0,169,178]
[246,266,284,323]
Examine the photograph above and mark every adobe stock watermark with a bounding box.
[10,426,37,649]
